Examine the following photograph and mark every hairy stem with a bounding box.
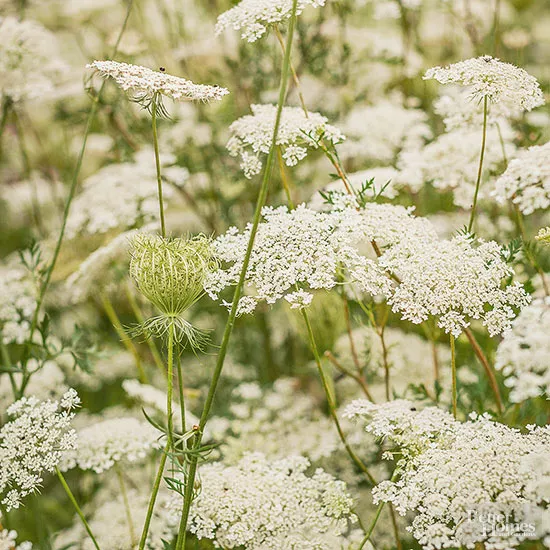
[116,465,137,546]
[137,441,170,550]
[56,467,101,550]
[174,4,300,546]
[468,95,488,233]
[450,333,457,418]
[151,94,166,238]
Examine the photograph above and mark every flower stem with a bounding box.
[115,464,137,546]
[464,327,503,414]
[468,95,488,233]
[151,94,166,238]
[166,321,175,450]
[450,333,457,418]
[301,309,376,485]
[176,353,186,433]
[173,3,300,547]
[137,440,170,550]
[19,0,134,373]
[56,467,101,550]
[359,500,385,549]
[100,291,147,383]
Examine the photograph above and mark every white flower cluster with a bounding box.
[492,142,550,215]
[62,417,159,474]
[382,234,530,336]
[0,390,79,510]
[397,126,513,208]
[208,199,527,336]
[340,100,432,163]
[87,60,229,103]
[210,378,340,463]
[495,298,550,403]
[0,259,37,345]
[215,0,326,42]
[205,202,404,314]
[347,400,550,548]
[65,150,180,238]
[227,104,345,178]
[424,56,544,111]
[170,452,355,549]
[0,16,66,101]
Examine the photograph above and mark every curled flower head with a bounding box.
[424,56,544,112]
[129,233,218,345]
[86,60,229,105]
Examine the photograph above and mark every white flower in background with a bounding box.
[65,150,180,238]
[211,378,341,463]
[168,452,355,549]
[340,100,431,163]
[87,60,229,103]
[536,227,550,246]
[358,409,548,550]
[0,520,32,550]
[433,87,515,130]
[215,0,326,42]
[495,298,550,403]
[0,257,38,345]
[55,489,177,550]
[424,56,544,111]
[227,104,344,178]
[0,16,66,101]
[0,390,79,510]
[492,142,550,215]
[397,126,514,208]
[380,234,530,336]
[62,417,159,474]
[122,379,200,431]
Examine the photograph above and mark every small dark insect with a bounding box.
[482,56,492,63]
[159,67,166,72]
[410,407,417,411]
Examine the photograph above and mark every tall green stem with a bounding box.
[176,354,186,433]
[450,333,457,418]
[468,95,488,233]
[19,0,134,379]
[151,94,166,237]
[56,467,101,550]
[166,322,175,450]
[173,3,300,547]
[137,441,170,550]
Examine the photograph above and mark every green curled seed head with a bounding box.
[129,232,218,317]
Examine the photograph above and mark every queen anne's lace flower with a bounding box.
[348,404,549,550]
[205,202,410,314]
[0,522,32,550]
[536,227,550,246]
[340,100,431,163]
[397,126,514,208]
[87,60,229,103]
[380,234,530,336]
[215,0,326,42]
[227,104,345,178]
[0,16,66,101]
[424,56,544,111]
[492,142,550,215]
[62,417,159,474]
[0,390,79,510]
[495,298,550,403]
[168,452,355,549]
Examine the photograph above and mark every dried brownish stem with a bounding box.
[464,327,503,414]
[324,350,374,401]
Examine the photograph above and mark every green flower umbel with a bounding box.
[129,233,218,348]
